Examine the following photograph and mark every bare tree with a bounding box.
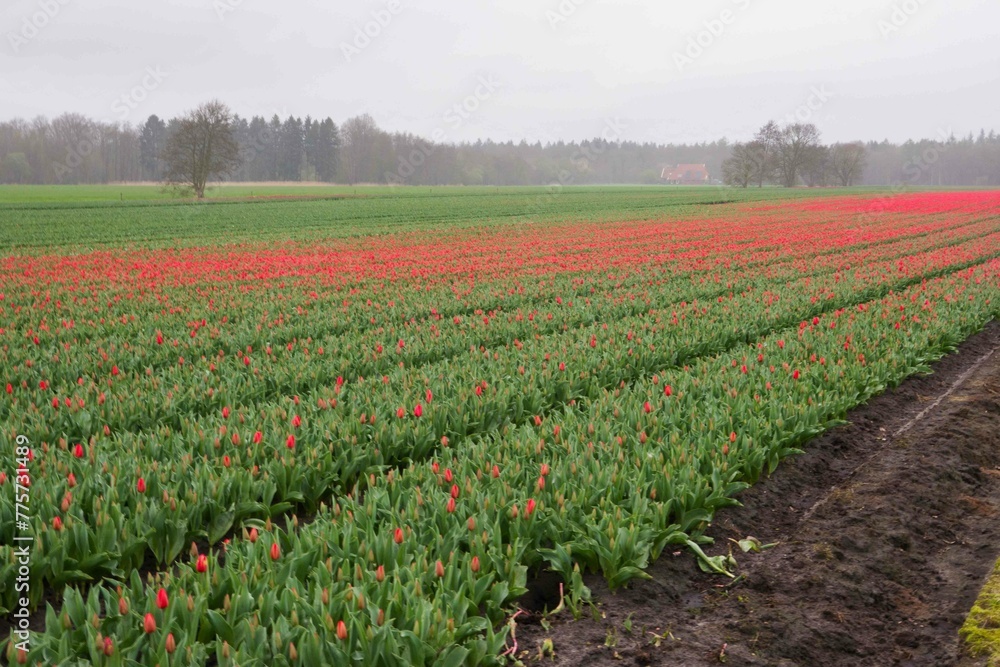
[829,142,868,186]
[722,141,758,187]
[776,123,822,187]
[162,100,241,198]
[752,121,782,187]
[340,113,381,185]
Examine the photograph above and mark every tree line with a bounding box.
[1,101,999,189]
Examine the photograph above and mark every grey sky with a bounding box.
[2,0,998,144]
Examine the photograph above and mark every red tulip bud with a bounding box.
[394,528,404,544]
[376,565,385,583]
[222,406,230,419]
[664,385,672,397]
[73,443,84,458]
[471,556,480,573]
[249,527,259,543]
[253,431,263,444]
[413,404,422,418]
[337,620,348,640]
[286,434,295,449]
[156,588,169,610]
[270,542,281,561]
[435,560,445,578]
[491,465,500,478]
[144,613,157,634]
[525,498,536,518]
[446,497,456,513]
[643,401,652,414]
[52,516,63,531]
[196,554,208,573]
[165,633,176,654]
[137,477,146,493]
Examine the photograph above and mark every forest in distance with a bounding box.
[1,109,999,189]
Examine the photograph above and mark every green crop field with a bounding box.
[2,185,1000,666]
[0,184,882,251]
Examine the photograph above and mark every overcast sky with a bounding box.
[2,0,998,144]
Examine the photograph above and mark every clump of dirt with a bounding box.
[518,322,1000,666]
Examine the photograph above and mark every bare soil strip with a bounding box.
[519,321,1000,667]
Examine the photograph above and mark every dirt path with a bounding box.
[519,322,1000,667]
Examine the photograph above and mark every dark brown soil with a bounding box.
[518,321,1000,667]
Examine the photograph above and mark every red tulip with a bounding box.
[103,637,114,657]
[444,468,453,483]
[5,383,12,394]
[222,406,230,419]
[393,528,404,544]
[664,385,672,396]
[525,498,536,518]
[730,432,737,443]
[413,404,423,418]
[253,431,262,444]
[491,465,500,478]
[165,633,176,654]
[446,497,456,513]
[431,462,439,474]
[471,556,480,573]
[435,560,445,578]
[222,455,231,468]
[396,407,405,418]
[144,613,157,634]
[375,565,385,582]
[270,542,281,561]
[52,516,63,531]
[336,620,348,641]
[793,369,800,380]
[643,401,652,414]
[156,588,169,610]
[196,554,208,573]
[286,434,295,449]
[249,527,259,543]
[474,385,483,397]
[111,365,119,376]
[67,472,76,487]
[156,333,164,345]
[137,477,146,493]
[73,443,84,458]
[425,389,433,403]
[292,414,301,428]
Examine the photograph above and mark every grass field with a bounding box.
[0,184,885,250]
[2,185,1000,665]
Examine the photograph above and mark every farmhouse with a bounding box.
[661,163,710,184]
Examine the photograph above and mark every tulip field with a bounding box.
[3,187,1000,665]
